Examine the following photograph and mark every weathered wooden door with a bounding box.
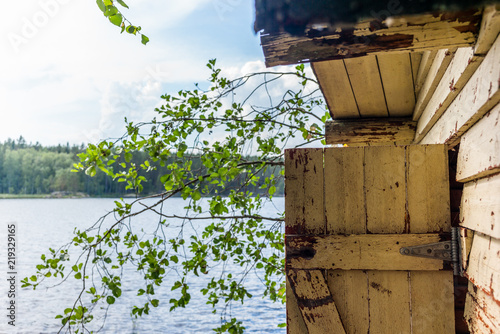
[285,145,455,333]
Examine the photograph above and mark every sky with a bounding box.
[0,0,293,146]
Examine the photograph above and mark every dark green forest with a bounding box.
[0,136,284,197]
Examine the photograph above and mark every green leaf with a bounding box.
[109,13,123,27]
[151,299,159,307]
[106,296,115,304]
[96,0,106,12]
[141,34,150,45]
[191,190,201,201]
[103,0,113,5]
[116,0,129,8]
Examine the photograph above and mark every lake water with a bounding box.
[0,198,286,334]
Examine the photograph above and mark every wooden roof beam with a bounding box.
[325,118,417,146]
[260,10,482,67]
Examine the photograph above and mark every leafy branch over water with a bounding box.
[21,60,329,333]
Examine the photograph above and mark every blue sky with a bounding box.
[0,0,284,146]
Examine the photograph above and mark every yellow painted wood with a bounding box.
[377,53,415,117]
[324,147,368,333]
[324,147,365,235]
[410,52,423,91]
[311,60,359,119]
[420,35,500,146]
[286,276,308,334]
[344,56,388,117]
[287,234,446,270]
[325,118,416,146]
[410,271,455,334]
[287,269,346,334]
[284,148,324,235]
[475,5,500,55]
[365,146,406,233]
[406,145,450,233]
[457,103,500,182]
[327,270,369,334]
[466,233,500,304]
[413,49,456,122]
[464,281,500,333]
[368,271,411,334]
[414,50,437,97]
[414,47,483,143]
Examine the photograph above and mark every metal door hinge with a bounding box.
[400,227,462,276]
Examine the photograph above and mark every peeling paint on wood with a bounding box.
[457,103,500,182]
[286,234,447,270]
[325,118,416,145]
[261,11,481,67]
[419,34,500,146]
[460,174,500,239]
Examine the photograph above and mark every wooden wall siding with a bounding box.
[456,104,500,183]
[313,53,417,120]
[464,282,500,333]
[460,174,500,239]
[412,49,456,122]
[414,51,437,96]
[325,118,416,146]
[260,11,481,67]
[285,146,454,333]
[475,5,500,55]
[414,47,483,142]
[419,34,500,146]
[465,234,500,305]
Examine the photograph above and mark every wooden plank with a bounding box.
[325,118,416,146]
[456,103,500,182]
[343,56,388,117]
[324,147,369,333]
[365,146,406,233]
[464,282,500,333]
[412,49,456,122]
[414,50,437,97]
[410,271,455,334]
[465,233,500,304]
[285,148,327,333]
[324,147,365,234]
[406,144,455,333]
[311,60,359,119]
[284,148,324,235]
[327,270,369,334]
[419,35,500,146]
[286,234,447,270]
[368,271,411,333]
[260,11,481,67]
[286,276,308,334]
[414,47,483,142]
[475,4,500,55]
[410,52,423,90]
[287,269,346,334]
[406,145,450,233]
[377,53,415,117]
[460,174,500,239]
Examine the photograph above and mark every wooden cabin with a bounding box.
[254,1,500,333]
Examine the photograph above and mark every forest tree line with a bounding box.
[0,136,284,197]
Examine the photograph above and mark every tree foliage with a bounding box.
[95,0,149,45]
[22,60,329,333]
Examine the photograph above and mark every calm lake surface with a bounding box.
[0,198,286,334]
